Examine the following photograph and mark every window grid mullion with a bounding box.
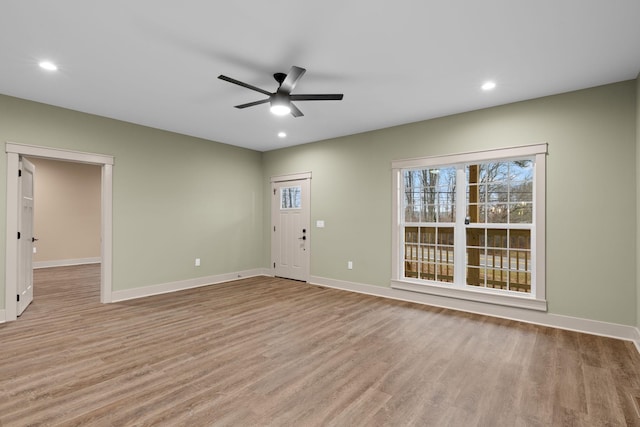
[454,167,467,287]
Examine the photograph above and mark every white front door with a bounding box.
[272,178,310,281]
[17,158,35,316]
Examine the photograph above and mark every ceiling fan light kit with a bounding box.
[218,66,343,118]
[270,92,292,116]
[270,104,291,116]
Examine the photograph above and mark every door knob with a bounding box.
[32,237,39,242]
[298,236,306,240]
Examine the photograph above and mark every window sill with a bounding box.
[391,279,547,312]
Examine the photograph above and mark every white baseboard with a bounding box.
[111,268,269,302]
[632,328,640,354]
[34,257,101,269]
[0,309,5,323]
[309,275,640,353]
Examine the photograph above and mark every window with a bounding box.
[403,166,456,283]
[281,186,301,209]
[466,160,533,293]
[391,144,547,311]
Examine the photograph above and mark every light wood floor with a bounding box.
[1,265,640,426]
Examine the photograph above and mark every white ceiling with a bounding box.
[2,1,639,152]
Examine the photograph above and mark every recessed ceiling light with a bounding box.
[481,81,496,91]
[278,132,287,138]
[39,61,58,71]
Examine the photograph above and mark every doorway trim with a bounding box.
[5,142,114,322]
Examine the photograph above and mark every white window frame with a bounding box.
[391,144,547,311]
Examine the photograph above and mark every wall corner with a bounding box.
[636,72,640,329]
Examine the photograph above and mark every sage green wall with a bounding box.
[0,94,263,309]
[263,81,638,326]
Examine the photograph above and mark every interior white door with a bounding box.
[272,178,310,281]
[17,157,35,316]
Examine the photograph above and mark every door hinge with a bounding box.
[273,226,276,232]
[17,294,20,302]
[17,231,21,239]
[273,262,276,268]
[273,188,276,195]
[18,169,22,177]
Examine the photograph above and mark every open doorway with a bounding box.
[19,157,102,316]
[5,142,114,322]
[28,158,102,269]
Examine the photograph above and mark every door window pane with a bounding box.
[281,186,301,209]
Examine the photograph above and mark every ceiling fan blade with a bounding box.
[290,94,344,101]
[290,102,304,118]
[218,75,272,96]
[279,66,306,94]
[234,98,270,109]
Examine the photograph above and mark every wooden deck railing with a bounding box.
[404,227,531,293]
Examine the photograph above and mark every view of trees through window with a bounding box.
[466,160,532,292]
[280,186,301,209]
[402,159,534,293]
[467,160,533,224]
[403,166,456,282]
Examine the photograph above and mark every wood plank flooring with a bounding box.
[1,264,640,426]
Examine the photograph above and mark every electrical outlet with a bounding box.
[348,261,353,270]
[195,258,201,267]
[33,247,37,254]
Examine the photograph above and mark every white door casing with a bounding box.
[5,142,114,323]
[17,158,35,316]
[271,173,311,282]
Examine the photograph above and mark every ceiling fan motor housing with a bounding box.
[272,91,289,103]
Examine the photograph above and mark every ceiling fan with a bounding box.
[218,66,343,118]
